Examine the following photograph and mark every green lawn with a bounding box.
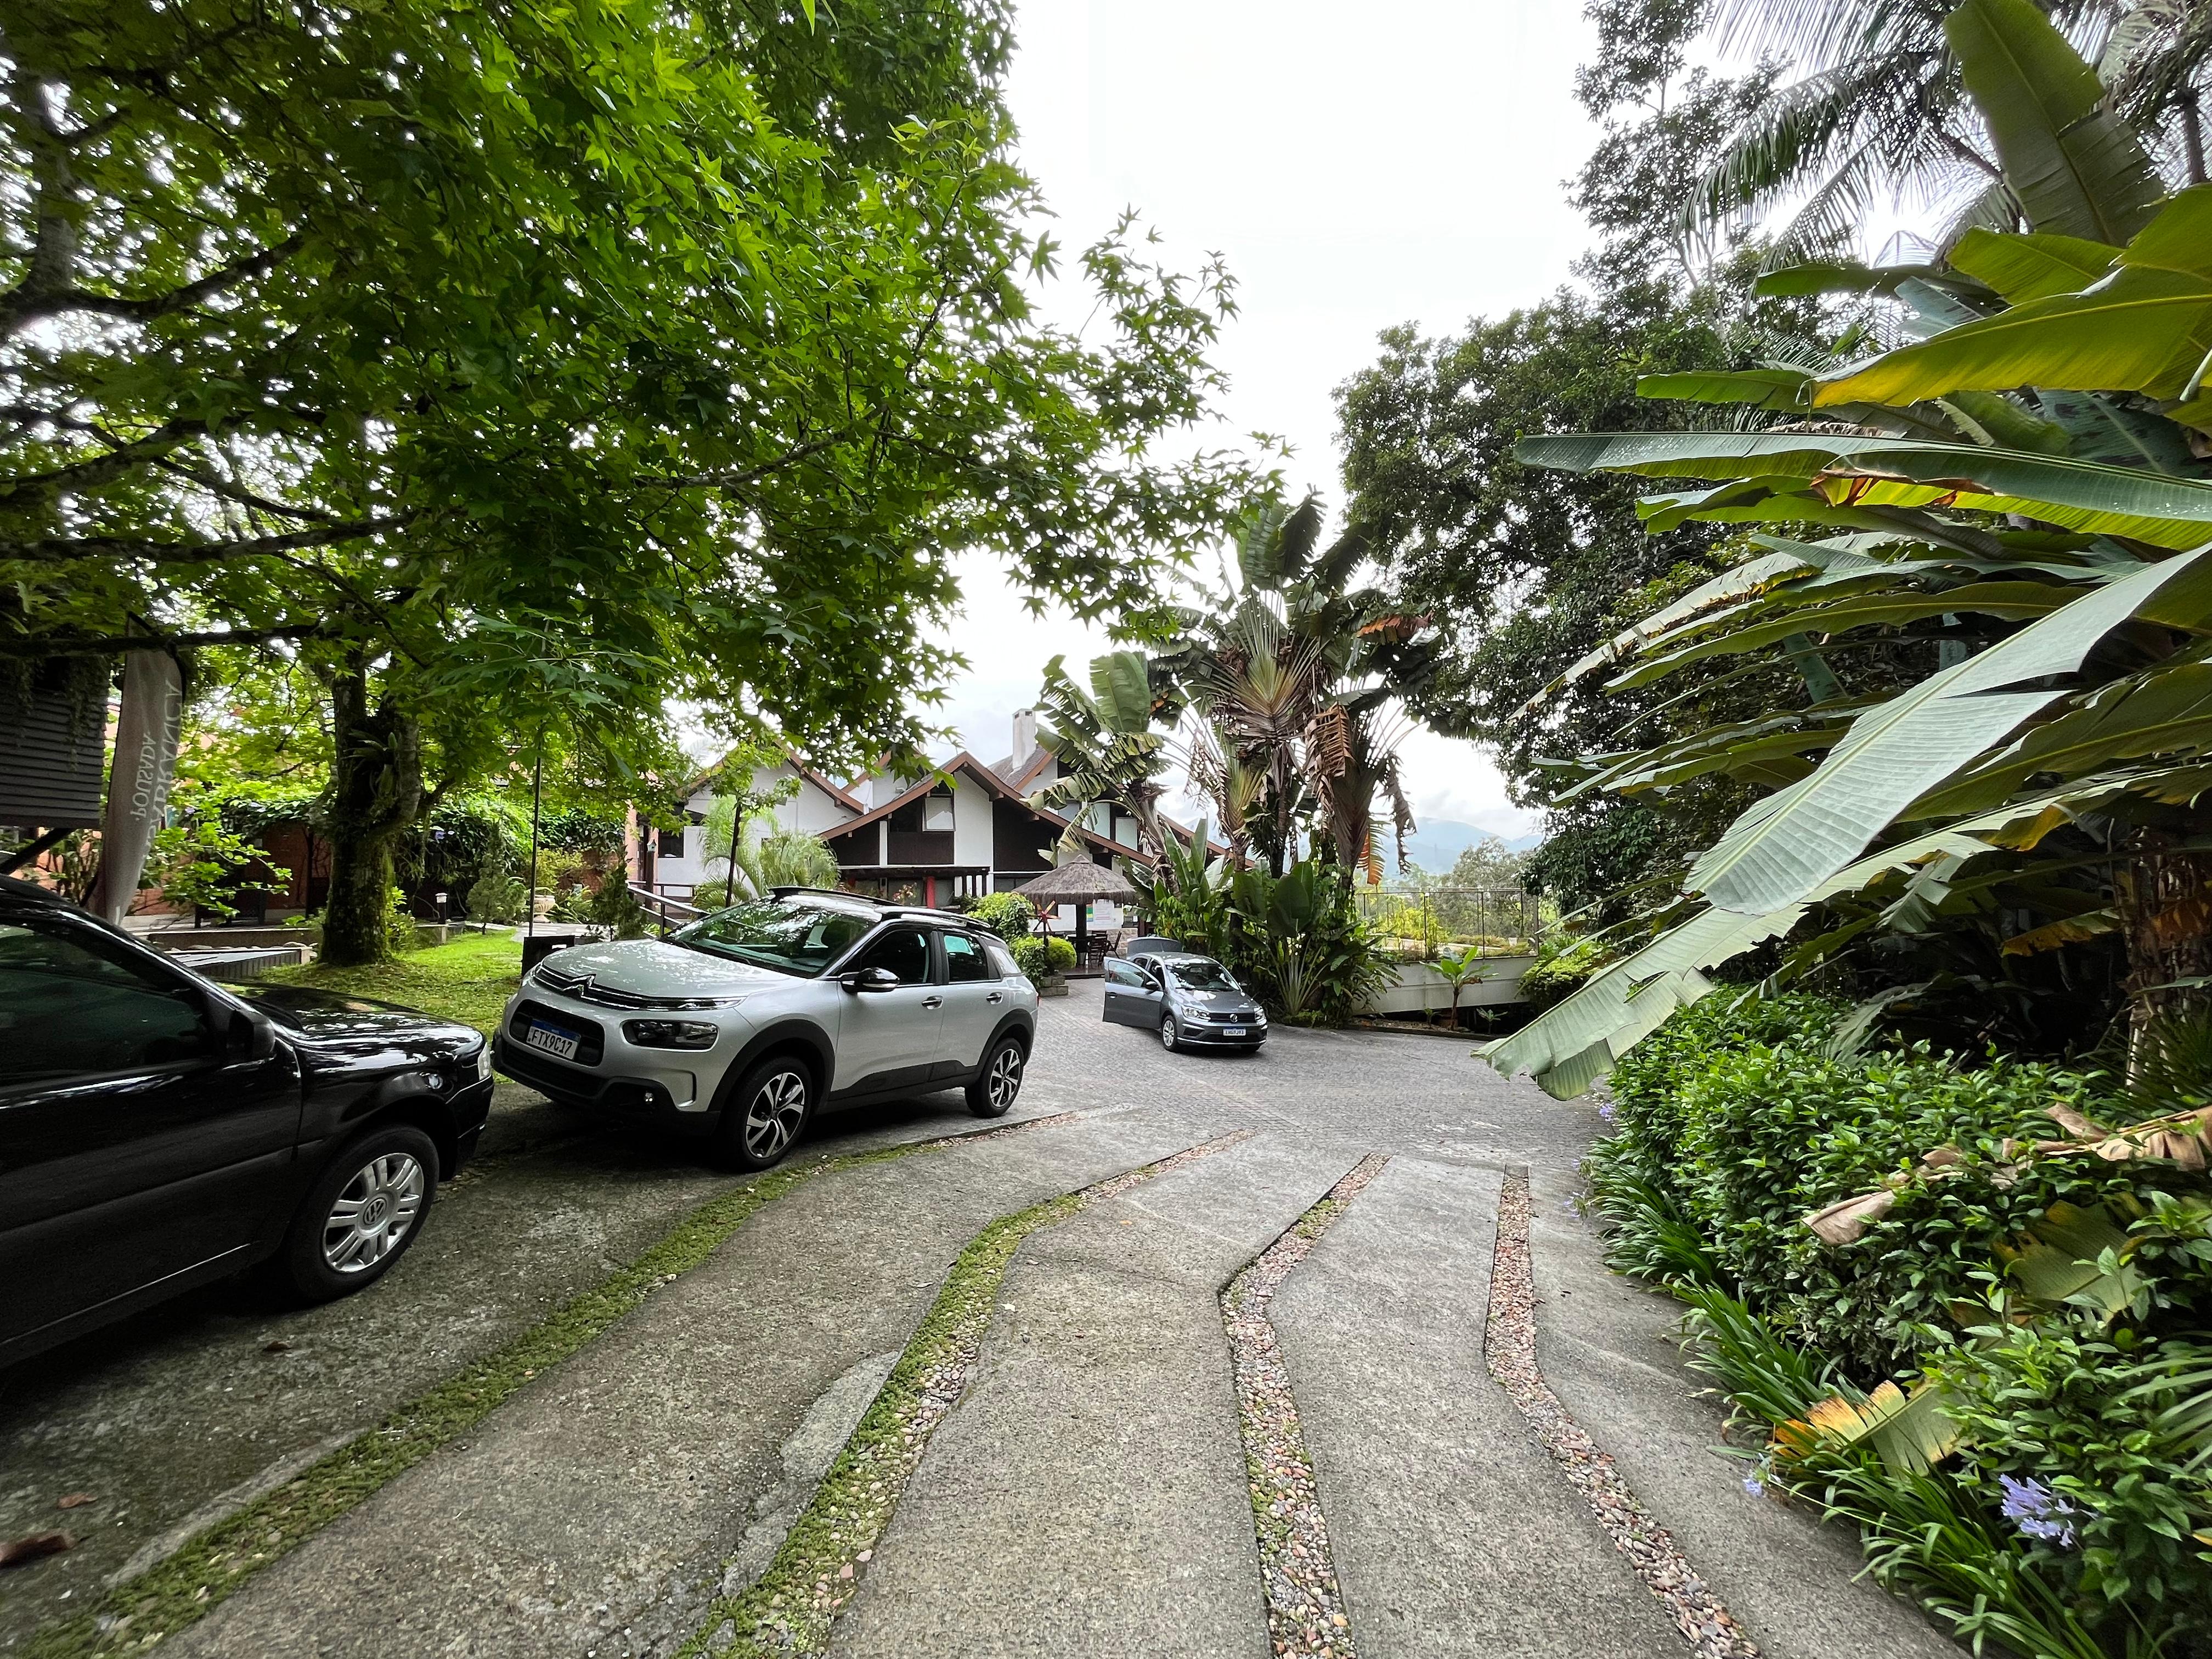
[264,930,524,1037]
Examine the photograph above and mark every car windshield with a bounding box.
[1167,958,1239,992]
[670,897,872,977]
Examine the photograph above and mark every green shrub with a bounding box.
[967,891,1035,940]
[1929,1308,2212,1640]
[1517,932,1611,1011]
[1599,996,2148,1376]
[589,873,652,940]
[1007,933,1075,985]
[465,869,527,924]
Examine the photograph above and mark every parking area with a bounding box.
[0,984,1930,1659]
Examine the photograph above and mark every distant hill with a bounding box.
[1397,819,1539,875]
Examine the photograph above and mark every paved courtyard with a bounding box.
[0,985,1953,1658]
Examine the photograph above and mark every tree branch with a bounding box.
[0,619,338,656]
[2,232,304,335]
[0,513,417,564]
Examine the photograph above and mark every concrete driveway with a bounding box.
[0,984,1951,1659]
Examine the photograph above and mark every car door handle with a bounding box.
[923,995,944,1009]
[986,992,1003,1003]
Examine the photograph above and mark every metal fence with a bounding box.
[1352,886,1545,953]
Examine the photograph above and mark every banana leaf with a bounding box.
[1539,548,1816,701]
[1685,549,2212,915]
[2000,907,2121,953]
[1817,190,2212,409]
[1636,368,1812,409]
[1946,227,2119,302]
[1608,581,2087,693]
[1775,1381,1966,1473]
[2034,390,2199,473]
[1753,261,1962,300]
[1911,659,2212,816]
[1519,430,2212,549]
[1945,0,2164,246]
[1998,1201,2139,1314]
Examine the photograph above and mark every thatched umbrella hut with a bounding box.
[1013,855,1136,963]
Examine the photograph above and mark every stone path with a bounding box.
[830,1134,1352,1659]
[1272,1155,1683,1659]
[1,988,1956,1659]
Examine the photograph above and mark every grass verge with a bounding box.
[22,1116,1073,1659]
[676,1128,1257,1659]
[262,930,523,1037]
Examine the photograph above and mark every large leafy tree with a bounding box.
[1336,269,1844,911]
[2,0,1253,961]
[1488,0,2212,1096]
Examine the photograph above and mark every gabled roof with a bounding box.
[820,751,1142,862]
[684,744,866,816]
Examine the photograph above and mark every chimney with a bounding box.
[1010,708,1038,770]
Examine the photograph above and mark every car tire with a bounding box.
[1160,1015,1181,1052]
[966,1036,1026,1118]
[280,1123,439,1304]
[718,1055,815,1170]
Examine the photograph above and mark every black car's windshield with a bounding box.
[1168,958,1239,992]
[672,898,872,977]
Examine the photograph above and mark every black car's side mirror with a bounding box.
[840,966,901,994]
[221,1004,276,1061]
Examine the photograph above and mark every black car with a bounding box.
[0,877,494,1367]
[1101,950,1268,1052]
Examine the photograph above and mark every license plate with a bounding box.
[524,1022,580,1060]
[1222,1025,1248,1036]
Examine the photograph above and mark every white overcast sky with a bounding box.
[926,0,1611,836]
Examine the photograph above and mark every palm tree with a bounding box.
[1685,0,2208,256]
[1168,496,1440,877]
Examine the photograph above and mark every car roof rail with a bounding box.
[771,885,874,904]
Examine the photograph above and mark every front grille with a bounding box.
[1204,1011,1259,1024]
[509,999,606,1065]
[531,961,719,1011]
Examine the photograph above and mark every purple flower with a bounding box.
[1997,1475,2079,1547]
[1597,1104,1617,1124]
[1742,1474,1766,1497]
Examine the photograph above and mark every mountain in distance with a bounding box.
[1397,819,1541,874]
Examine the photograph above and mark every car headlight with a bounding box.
[623,1018,720,1050]
[475,1042,493,1081]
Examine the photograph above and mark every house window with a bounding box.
[657,827,686,859]
[890,786,956,834]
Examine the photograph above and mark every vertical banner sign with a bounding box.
[95,651,184,923]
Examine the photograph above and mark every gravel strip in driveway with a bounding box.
[1486,1172,1759,1659]
[1221,1153,1389,1659]
[1271,1155,1681,1659]
[827,1132,1357,1659]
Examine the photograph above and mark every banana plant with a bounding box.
[1028,650,1183,858]
[1483,0,2212,1096]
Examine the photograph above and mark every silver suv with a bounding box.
[492,889,1039,1169]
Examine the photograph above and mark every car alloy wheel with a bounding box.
[322,1151,426,1274]
[1160,1016,1178,1051]
[744,1066,809,1161]
[988,1043,1023,1108]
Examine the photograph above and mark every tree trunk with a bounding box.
[320,666,424,966]
[2114,832,2212,1065]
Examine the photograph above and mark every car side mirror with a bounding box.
[842,966,901,994]
[222,1005,276,1061]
